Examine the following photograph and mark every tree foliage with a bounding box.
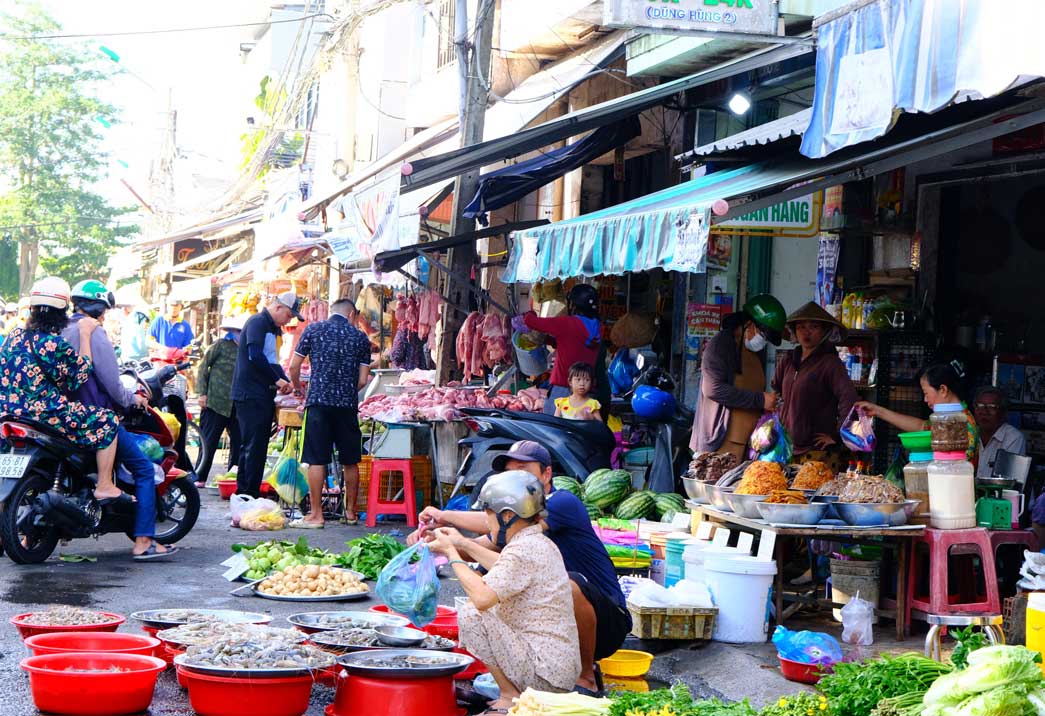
[0,1,136,297]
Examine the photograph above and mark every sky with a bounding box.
[35,0,267,220]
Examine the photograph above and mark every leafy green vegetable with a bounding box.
[759,693,833,716]
[339,533,407,580]
[870,692,924,716]
[609,684,756,716]
[58,554,96,563]
[924,646,1043,708]
[818,653,953,716]
[950,627,990,670]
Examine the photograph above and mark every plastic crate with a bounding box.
[352,456,432,514]
[627,602,717,640]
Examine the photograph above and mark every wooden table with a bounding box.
[692,504,925,641]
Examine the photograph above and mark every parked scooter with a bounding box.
[0,362,201,564]
[626,365,693,493]
[450,407,616,498]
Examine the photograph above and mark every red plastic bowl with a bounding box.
[24,631,160,657]
[778,655,828,684]
[21,652,166,715]
[368,605,459,638]
[11,611,125,640]
[218,480,238,499]
[178,667,314,716]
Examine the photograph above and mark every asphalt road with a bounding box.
[0,489,448,716]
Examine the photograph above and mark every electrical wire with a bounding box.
[0,13,335,41]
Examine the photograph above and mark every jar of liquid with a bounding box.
[930,403,968,453]
[927,451,976,530]
[903,452,933,522]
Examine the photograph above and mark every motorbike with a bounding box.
[0,362,201,564]
[145,344,204,476]
[449,407,616,498]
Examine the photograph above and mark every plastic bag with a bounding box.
[125,432,164,464]
[750,413,792,464]
[772,626,842,666]
[840,406,876,453]
[239,507,287,531]
[264,431,309,505]
[229,495,281,528]
[376,542,440,627]
[840,592,875,646]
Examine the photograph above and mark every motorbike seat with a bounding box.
[0,415,76,444]
[460,407,615,446]
[0,415,91,469]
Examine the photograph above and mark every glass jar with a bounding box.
[927,451,975,530]
[930,403,968,453]
[903,452,932,519]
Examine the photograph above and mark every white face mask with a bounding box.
[744,333,768,353]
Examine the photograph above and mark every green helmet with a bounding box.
[743,294,785,346]
[71,279,115,317]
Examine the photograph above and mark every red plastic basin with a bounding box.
[452,646,488,681]
[11,611,125,640]
[778,655,828,684]
[369,605,459,639]
[21,652,166,715]
[179,667,314,716]
[24,631,160,657]
[218,480,238,499]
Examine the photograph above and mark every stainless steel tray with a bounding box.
[173,652,335,678]
[252,588,371,602]
[157,625,306,650]
[286,611,409,633]
[310,639,455,655]
[337,649,473,678]
[132,609,272,629]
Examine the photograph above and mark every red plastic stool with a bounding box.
[989,529,1040,558]
[365,459,418,528]
[907,527,1001,626]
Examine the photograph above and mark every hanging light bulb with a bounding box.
[728,93,751,116]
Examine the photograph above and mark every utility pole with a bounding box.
[436,0,496,384]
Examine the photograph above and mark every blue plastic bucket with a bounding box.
[512,332,548,376]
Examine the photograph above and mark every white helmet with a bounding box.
[29,277,72,310]
[473,470,545,519]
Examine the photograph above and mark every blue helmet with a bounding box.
[631,385,676,421]
[608,350,638,395]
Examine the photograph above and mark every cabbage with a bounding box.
[1027,688,1045,716]
[924,672,971,708]
[924,647,1043,708]
[949,685,1033,716]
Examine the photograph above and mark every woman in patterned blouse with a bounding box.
[0,278,121,501]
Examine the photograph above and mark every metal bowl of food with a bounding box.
[706,484,734,512]
[835,502,909,527]
[682,478,708,504]
[374,626,427,647]
[811,495,841,520]
[286,611,410,634]
[890,499,921,527]
[756,501,829,526]
[725,492,769,519]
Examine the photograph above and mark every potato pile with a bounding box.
[257,564,369,598]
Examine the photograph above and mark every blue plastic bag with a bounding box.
[376,542,440,627]
[772,626,842,666]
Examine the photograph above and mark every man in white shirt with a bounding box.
[974,386,1027,477]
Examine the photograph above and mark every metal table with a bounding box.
[692,504,925,641]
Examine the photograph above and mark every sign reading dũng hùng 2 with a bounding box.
[604,0,779,37]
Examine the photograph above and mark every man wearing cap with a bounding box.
[194,315,244,487]
[288,298,372,528]
[231,293,300,497]
[409,440,630,696]
[149,300,194,350]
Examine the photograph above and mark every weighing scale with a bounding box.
[975,477,1014,530]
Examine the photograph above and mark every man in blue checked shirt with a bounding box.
[289,297,372,527]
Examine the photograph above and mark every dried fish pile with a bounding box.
[355,653,457,669]
[311,627,453,650]
[180,638,334,670]
[22,607,112,626]
[158,622,303,647]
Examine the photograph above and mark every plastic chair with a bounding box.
[365,459,418,528]
[907,527,1001,625]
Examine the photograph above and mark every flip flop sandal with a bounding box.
[289,519,324,529]
[133,544,179,561]
[97,492,136,509]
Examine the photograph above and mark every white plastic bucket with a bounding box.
[682,543,741,586]
[704,554,777,643]
[512,332,548,376]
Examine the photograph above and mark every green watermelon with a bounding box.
[584,504,604,521]
[615,491,658,520]
[653,492,686,518]
[582,469,632,509]
[552,476,583,498]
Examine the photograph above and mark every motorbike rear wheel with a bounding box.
[153,477,199,544]
[0,472,60,564]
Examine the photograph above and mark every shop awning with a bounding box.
[165,241,248,274]
[802,0,1045,159]
[135,208,262,250]
[680,108,812,162]
[504,94,1045,282]
[463,116,642,224]
[402,40,813,193]
[373,219,548,274]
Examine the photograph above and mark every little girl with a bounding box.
[554,362,601,421]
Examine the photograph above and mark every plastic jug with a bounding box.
[927,451,976,530]
[1027,592,1045,673]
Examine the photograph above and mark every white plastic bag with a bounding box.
[229,495,280,528]
[840,592,875,646]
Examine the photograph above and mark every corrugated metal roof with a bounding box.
[683,108,812,161]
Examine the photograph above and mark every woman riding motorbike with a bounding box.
[0,277,121,502]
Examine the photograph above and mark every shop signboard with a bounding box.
[713,192,822,238]
[604,0,779,38]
